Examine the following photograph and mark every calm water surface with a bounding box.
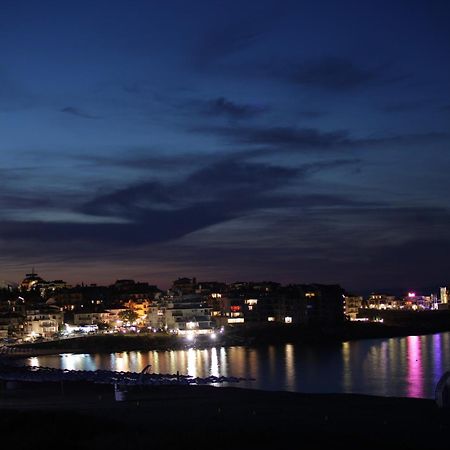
[26,332,450,398]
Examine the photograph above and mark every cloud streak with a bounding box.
[60,106,100,119]
[289,57,380,90]
[191,124,353,151]
[240,57,409,92]
[382,99,430,113]
[0,155,363,252]
[199,97,267,120]
[191,124,450,153]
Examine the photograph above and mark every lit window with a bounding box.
[245,299,258,305]
[228,318,244,324]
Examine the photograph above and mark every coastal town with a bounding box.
[1,272,450,450]
[2,0,450,447]
[0,271,449,345]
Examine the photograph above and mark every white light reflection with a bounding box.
[220,347,227,376]
[152,351,160,373]
[201,349,209,375]
[178,351,186,375]
[187,348,197,378]
[113,352,130,372]
[285,344,295,391]
[168,350,177,374]
[60,353,87,371]
[210,348,219,377]
[29,356,39,367]
[342,342,351,391]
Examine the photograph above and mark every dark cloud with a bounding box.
[0,209,226,246]
[0,172,76,211]
[0,161,301,259]
[81,152,214,171]
[60,106,99,119]
[263,57,408,91]
[301,158,361,174]
[192,124,450,152]
[2,184,448,293]
[75,152,360,185]
[0,193,54,210]
[358,131,450,147]
[291,57,377,90]
[150,95,269,125]
[80,160,301,221]
[0,157,362,254]
[200,97,267,119]
[156,205,450,291]
[192,124,352,150]
[382,99,429,113]
[297,110,327,119]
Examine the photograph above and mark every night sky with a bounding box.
[1,0,449,292]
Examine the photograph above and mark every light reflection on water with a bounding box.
[407,336,423,398]
[285,344,295,391]
[25,332,450,398]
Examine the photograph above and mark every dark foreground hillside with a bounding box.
[0,382,449,450]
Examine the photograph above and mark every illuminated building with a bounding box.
[123,298,151,325]
[20,270,45,292]
[25,307,64,338]
[164,294,213,334]
[402,292,433,310]
[439,287,449,309]
[73,310,109,326]
[229,284,345,325]
[367,293,400,309]
[344,295,363,320]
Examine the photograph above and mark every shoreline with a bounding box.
[8,321,450,356]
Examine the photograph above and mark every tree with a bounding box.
[118,309,138,324]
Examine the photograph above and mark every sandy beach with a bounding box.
[1,380,449,449]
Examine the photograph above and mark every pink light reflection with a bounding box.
[407,335,424,398]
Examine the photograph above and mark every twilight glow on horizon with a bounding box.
[1,0,449,292]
